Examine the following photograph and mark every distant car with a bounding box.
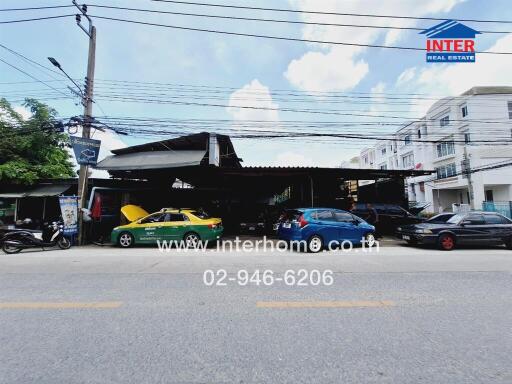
[111,205,223,248]
[277,208,375,252]
[396,211,512,250]
[426,213,456,224]
[352,203,423,234]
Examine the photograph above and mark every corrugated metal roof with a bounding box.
[95,150,207,171]
[0,184,71,198]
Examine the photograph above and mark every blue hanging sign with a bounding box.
[70,136,101,165]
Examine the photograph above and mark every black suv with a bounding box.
[352,203,423,234]
[397,211,512,250]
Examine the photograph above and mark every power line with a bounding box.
[151,0,512,24]
[90,15,512,54]
[0,57,71,98]
[0,5,74,12]
[0,14,73,24]
[86,5,510,34]
[0,43,65,79]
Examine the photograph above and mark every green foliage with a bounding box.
[0,98,74,184]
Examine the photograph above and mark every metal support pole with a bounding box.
[309,176,314,207]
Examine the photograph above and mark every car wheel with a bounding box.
[365,232,376,247]
[118,232,134,248]
[2,242,22,254]
[183,232,201,249]
[438,233,455,251]
[307,235,323,253]
[57,236,71,250]
[505,237,512,250]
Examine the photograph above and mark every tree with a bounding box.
[0,98,74,184]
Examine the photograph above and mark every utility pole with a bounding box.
[463,145,474,209]
[73,1,96,245]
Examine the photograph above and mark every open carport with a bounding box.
[92,132,432,235]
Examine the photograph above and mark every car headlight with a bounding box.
[414,228,432,234]
[397,227,402,232]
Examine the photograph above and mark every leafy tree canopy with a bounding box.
[0,98,74,184]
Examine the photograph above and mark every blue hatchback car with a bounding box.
[277,208,375,252]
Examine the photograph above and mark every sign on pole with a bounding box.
[59,196,78,235]
[70,136,101,165]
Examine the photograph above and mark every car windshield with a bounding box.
[446,213,466,224]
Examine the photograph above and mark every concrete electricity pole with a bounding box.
[463,145,474,209]
[73,1,96,245]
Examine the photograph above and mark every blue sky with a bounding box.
[1,0,512,168]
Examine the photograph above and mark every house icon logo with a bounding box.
[420,20,481,63]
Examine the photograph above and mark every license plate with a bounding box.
[249,226,255,231]
[282,223,291,228]
[403,235,410,240]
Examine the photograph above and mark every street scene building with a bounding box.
[359,86,512,216]
[2,2,512,383]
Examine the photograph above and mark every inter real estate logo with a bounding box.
[420,20,481,63]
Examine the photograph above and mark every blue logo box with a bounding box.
[426,52,475,63]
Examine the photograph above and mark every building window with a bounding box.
[464,132,471,143]
[381,147,386,155]
[363,156,368,165]
[379,163,387,170]
[461,105,468,118]
[485,190,494,202]
[402,153,414,168]
[508,101,512,119]
[436,141,455,158]
[436,163,457,179]
[417,129,421,139]
[440,115,450,127]
[404,135,411,145]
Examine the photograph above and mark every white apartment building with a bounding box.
[359,86,512,214]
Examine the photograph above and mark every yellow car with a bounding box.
[111,205,223,248]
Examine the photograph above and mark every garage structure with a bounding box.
[0,132,432,239]
[93,132,433,235]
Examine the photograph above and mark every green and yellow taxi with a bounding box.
[111,205,223,248]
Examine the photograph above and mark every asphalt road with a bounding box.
[1,245,511,384]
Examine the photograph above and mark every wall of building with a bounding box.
[358,88,512,213]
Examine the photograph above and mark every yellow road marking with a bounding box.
[0,301,123,309]
[256,300,395,308]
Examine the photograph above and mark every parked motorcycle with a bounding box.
[1,221,71,254]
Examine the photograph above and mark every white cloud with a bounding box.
[396,67,417,86]
[226,79,279,123]
[369,82,387,113]
[285,46,369,93]
[13,106,31,120]
[274,151,314,167]
[285,0,465,92]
